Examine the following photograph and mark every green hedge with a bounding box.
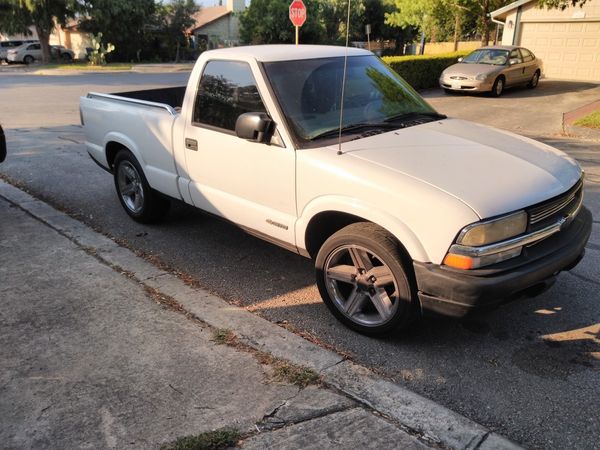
[382,51,470,90]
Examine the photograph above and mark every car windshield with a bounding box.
[462,49,509,65]
[263,55,439,142]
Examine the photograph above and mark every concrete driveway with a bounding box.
[424,80,600,138]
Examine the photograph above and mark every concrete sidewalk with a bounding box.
[0,181,520,449]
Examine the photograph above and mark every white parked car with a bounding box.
[80,45,592,336]
[7,42,42,64]
[0,39,37,63]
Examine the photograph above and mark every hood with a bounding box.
[335,118,581,219]
[444,63,502,78]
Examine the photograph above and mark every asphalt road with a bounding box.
[1,72,599,449]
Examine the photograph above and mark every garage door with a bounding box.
[519,21,600,81]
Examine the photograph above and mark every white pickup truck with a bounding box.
[80,45,592,336]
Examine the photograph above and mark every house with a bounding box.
[490,0,600,82]
[190,0,246,50]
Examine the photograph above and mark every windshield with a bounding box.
[263,55,438,143]
[462,49,509,65]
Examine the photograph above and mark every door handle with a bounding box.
[185,138,198,151]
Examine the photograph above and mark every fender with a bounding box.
[296,195,430,263]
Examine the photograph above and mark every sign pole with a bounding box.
[296,26,299,45]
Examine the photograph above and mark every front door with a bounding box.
[505,49,525,86]
[182,60,297,247]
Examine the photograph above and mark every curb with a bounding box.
[0,179,522,450]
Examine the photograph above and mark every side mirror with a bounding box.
[457,57,463,62]
[235,112,274,143]
[509,58,519,66]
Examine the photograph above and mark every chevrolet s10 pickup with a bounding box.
[80,45,592,335]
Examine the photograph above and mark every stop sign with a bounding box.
[289,0,307,27]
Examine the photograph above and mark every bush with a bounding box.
[382,51,470,90]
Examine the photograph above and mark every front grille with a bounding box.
[527,178,583,231]
[450,76,468,80]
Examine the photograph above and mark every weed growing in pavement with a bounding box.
[211,328,320,388]
[212,328,237,345]
[160,428,240,450]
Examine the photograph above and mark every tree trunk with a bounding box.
[480,0,490,46]
[453,13,461,52]
[35,25,52,64]
[175,41,180,63]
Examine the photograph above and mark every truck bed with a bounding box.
[111,86,186,109]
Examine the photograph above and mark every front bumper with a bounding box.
[439,76,493,92]
[414,206,592,318]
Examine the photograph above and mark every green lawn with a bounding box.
[574,109,600,129]
[40,62,132,71]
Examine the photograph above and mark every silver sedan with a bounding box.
[439,45,543,97]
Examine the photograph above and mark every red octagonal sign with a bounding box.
[289,0,307,27]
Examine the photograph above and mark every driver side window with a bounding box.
[193,60,266,132]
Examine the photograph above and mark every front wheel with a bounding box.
[315,223,417,336]
[23,55,34,65]
[491,76,505,97]
[113,150,170,223]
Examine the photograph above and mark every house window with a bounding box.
[193,60,266,131]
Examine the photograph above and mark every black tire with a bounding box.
[61,53,73,62]
[315,222,418,336]
[528,70,540,89]
[23,55,34,65]
[491,76,505,97]
[443,88,454,95]
[113,149,170,223]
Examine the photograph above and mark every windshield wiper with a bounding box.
[310,122,399,141]
[384,111,447,124]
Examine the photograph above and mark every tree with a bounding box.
[538,0,588,8]
[155,0,199,62]
[239,0,324,44]
[80,0,157,62]
[0,0,80,63]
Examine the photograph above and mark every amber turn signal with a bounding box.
[443,253,474,270]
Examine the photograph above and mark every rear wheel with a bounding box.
[61,53,73,62]
[528,70,540,89]
[315,222,417,336]
[23,55,33,65]
[113,150,170,223]
[491,76,505,97]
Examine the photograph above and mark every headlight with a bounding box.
[457,211,527,246]
[443,211,528,269]
[475,73,489,81]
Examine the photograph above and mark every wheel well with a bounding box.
[304,212,364,258]
[106,141,128,170]
[304,211,413,264]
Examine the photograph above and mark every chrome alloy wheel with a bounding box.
[117,161,145,214]
[324,244,400,327]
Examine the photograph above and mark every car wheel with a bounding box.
[61,53,73,62]
[113,150,170,223]
[491,76,505,97]
[315,222,417,336]
[23,55,34,65]
[528,71,540,89]
[443,88,454,95]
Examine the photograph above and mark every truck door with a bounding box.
[182,60,297,248]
